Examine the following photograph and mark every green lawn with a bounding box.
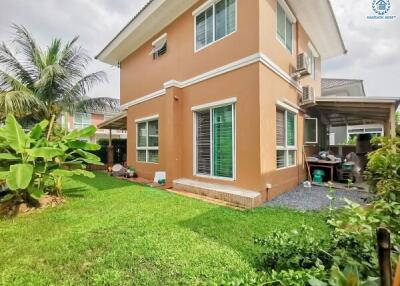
[0,172,329,285]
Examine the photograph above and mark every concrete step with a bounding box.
[172,178,262,208]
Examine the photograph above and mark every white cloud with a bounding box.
[323,0,400,98]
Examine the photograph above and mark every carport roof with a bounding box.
[98,112,127,130]
[312,96,400,126]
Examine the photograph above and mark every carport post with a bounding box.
[107,129,114,167]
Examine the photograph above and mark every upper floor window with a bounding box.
[74,113,91,129]
[277,1,294,53]
[195,0,236,51]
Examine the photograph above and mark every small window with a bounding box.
[136,119,159,163]
[276,107,297,169]
[150,34,167,59]
[195,0,236,51]
[277,2,294,53]
[305,118,318,144]
[74,113,91,129]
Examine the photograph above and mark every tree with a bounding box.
[0,25,118,122]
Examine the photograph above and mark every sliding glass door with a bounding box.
[195,104,234,179]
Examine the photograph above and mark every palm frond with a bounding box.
[0,70,32,93]
[0,43,34,86]
[11,24,43,77]
[73,97,119,114]
[0,91,47,119]
[66,71,107,99]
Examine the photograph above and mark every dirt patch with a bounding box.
[0,195,65,217]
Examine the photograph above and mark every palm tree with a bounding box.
[0,25,118,122]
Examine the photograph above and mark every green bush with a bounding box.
[364,136,400,202]
[254,225,332,272]
[0,114,102,206]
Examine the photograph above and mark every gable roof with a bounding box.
[96,0,346,65]
[322,78,363,90]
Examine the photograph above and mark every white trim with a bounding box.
[277,0,296,23]
[277,100,299,114]
[304,117,318,144]
[135,114,159,123]
[152,33,167,46]
[121,89,166,110]
[192,0,218,16]
[121,53,302,110]
[165,53,260,89]
[136,118,159,164]
[191,97,237,111]
[259,54,300,91]
[308,42,320,58]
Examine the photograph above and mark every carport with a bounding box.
[309,96,399,142]
[97,112,127,166]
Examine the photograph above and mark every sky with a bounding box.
[0,0,399,100]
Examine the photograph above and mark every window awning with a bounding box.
[149,34,167,56]
[98,112,127,130]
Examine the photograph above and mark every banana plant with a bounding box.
[0,114,102,204]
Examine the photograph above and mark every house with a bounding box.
[59,110,126,143]
[376,0,388,11]
[97,0,399,208]
[322,79,384,145]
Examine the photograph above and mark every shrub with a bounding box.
[0,114,102,206]
[254,225,333,272]
[364,136,400,202]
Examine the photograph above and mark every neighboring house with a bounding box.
[97,0,399,207]
[60,111,126,142]
[322,78,384,145]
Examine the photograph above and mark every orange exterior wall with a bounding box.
[120,0,260,105]
[121,0,323,201]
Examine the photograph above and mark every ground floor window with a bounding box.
[276,107,297,169]
[136,118,159,163]
[195,104,235,179]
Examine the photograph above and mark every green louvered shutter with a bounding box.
[213,105,233,178]
[286,112,295,146]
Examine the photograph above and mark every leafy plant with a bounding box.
[0,114,102,206]
[364,136,400,202]
[254,225,333,273]
[309,265,378,286]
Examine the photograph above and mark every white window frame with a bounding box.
[276,0,296,54]
[346,124,384,141]
[73,113,91,129]
[305,118,318,144]
[193,0,238,52]
[276,106,297,170]
[308,42,319,80]
[192,99,236,181]
[136,115,159,164]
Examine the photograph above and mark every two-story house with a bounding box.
[97,0,399,208]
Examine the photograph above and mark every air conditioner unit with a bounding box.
[296,53,311,76]
[301,86,315,104]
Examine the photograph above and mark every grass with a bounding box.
[0,172,329,285]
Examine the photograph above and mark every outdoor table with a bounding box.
[306,160,340,182]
